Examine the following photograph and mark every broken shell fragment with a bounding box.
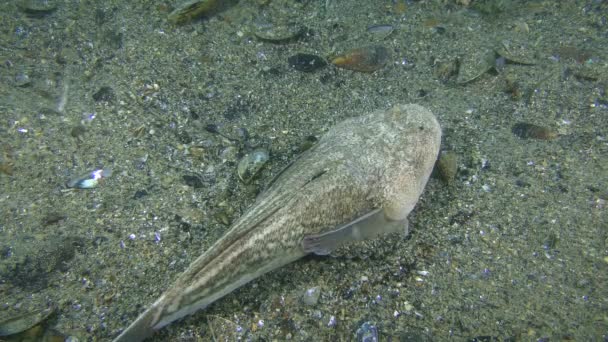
[237,149,269,184]
[331,45,390,72]
[67,168,113,189]
[17,0,58,18]
[495,40,537,65]
[456,48,496,84]
[168,0,221,25]
[254,24,309,44]
[0,307,54,336]
[512,123,557,140]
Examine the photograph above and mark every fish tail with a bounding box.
[112,304,159,342]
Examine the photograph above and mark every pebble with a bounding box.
[17,0,58,18]
[14,72,31,87]
[356,321,378,342]
[302,286,321,305]
[288,53,327,72]
[92,86,115,103]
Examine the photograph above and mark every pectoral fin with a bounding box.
[301,208,409,255]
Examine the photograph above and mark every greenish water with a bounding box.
[0,0,606,340]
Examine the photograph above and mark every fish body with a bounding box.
[113,104,441,341]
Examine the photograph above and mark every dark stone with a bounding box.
[93,86,115,102]
[133,189,148,199]
[176,130,192,144]
[182,174,205,188]
[288,53,327,72]
[205,124,220,134]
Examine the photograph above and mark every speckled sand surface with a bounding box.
[0,0,606,340]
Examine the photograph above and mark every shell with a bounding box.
[17,0,58,17]
[168,0,220,25]
[0,307,54,336]
[67,168,113,189]
[456,48,496,84]
[512,123,557,140]
[237,149,269,183]
[254,24,308,44]
[436,151,459,184]
[495,40,537,65]
[331,45,390,73]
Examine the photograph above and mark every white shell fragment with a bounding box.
[67,168,112,189]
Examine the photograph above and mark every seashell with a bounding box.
[495,40,537,65]
[67,168,113,189]
[366,24,394,39]
[0,307,54,336]
[168,0,220,25]
[237,149,269,183]
[456,48,496,84]
[331,45,390,73]
[254,24,309,44]
[17,0,58,18]
[512,123,557,140]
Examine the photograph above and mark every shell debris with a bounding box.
[331,45,390,73]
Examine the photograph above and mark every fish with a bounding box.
[113,103,441,341]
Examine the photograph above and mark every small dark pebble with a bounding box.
[18,4,57,18]
[205,124,220,134]
[1,246,13,259]
[288,53,327,72]
[176,130,192,144]
[70,124,86,140]
[512,122,557,140]
[92,86,115,103]
[93,236,109,247]
[182,174,205,188]
[299,135,318,152]
[133,189,148,199]
[42,212,67,226]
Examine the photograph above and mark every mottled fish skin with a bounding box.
[113,104,441,341]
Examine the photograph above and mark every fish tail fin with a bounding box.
[112,304,159,342]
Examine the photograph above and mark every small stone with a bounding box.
[288,53,327,72]
[302,286,321,306]
[92,86,115,103]
[14,72,31,87]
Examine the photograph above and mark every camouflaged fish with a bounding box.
[113,104,441,341]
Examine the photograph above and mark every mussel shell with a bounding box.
[237,149,269,183]
[331,45,390,72]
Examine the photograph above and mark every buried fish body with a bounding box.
[113,104,441,341]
